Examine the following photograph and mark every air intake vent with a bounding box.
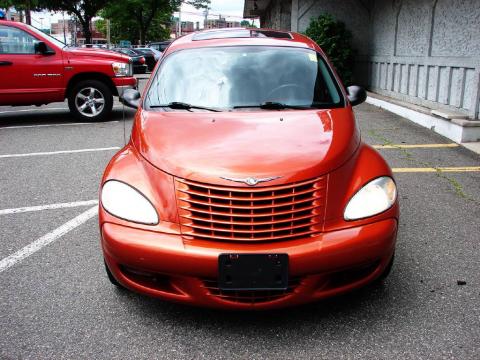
[175,177,326,242]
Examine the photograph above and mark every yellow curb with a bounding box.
[392,167,480,173]
[373,143,459,149]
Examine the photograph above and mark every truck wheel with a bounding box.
[68,80,113,122]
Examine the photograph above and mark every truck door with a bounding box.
[0,24,64,106]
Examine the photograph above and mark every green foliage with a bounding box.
[181,0,209,9]
[0,0,42,24]
[240,19,256,28]
[304,13,355,85]
[101,0,174,44]
[0,0,14,9]
[101,0,209,44]
[39,0,109,43]
[0,0,39,11]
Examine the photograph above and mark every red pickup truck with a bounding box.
[0,20,137,121]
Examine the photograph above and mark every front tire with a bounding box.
[68,80,113,122]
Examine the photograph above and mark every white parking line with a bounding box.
[0,121,120,130]
[0,206,98,273]
[0,105,125,116]
[0,200,98,216]
[0,107,70,115]
[0,147,120,159]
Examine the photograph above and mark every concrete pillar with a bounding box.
[291,0,299,32]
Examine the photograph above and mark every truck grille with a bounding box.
[175,176,326,242]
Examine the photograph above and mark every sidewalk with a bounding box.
[365,92,480,152]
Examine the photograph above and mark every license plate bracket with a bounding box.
[218,253,289,290]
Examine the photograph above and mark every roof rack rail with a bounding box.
[192,29,293,41]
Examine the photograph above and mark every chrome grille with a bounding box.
[175,177,326,242]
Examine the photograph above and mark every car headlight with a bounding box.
[112,61,131,77]
[101,180,158,225]
[344,176,397,220]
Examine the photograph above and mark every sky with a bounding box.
[25,0,252,29]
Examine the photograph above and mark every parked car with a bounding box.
[81,44,108,49]
[100,28,399,310]
[111,48,147,74]
[147,40,172,52]
[131,47,160,71]
[0,20,136,121]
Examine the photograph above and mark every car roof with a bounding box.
[165,28,322,56]
[0,19,29,29]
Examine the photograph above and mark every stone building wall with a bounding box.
[260,0,480,119]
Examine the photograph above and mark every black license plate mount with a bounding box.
[218,253,289,290]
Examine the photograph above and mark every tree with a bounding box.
[240,19,257,28]
[40,0,109,44]
[101,0,171,45]
[0,0,41,24]
[177,0,209,9]
[102,0,209,45]
[98,9,170,44]
[304,14,355,85]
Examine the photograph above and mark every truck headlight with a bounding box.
[344,177,397,220]
[101,180,158,225]
[112,62,131,77]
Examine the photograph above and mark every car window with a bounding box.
[0,25,37,54]
[145,46,344,110]
[26,24,66,49]
[117,48,136,56]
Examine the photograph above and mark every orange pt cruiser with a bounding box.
[100,29,399,310]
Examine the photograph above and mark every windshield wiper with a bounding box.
[233,101,316,110]
[150,102,221,112]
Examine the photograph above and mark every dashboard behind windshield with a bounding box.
[145,46,344,111]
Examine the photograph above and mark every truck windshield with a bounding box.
[145,46,344,111]
[27,25,67,49]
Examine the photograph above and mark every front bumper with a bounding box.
[112,76,137,97]
[102,218,397,310]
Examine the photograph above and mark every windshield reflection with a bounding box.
[145,46,343,111]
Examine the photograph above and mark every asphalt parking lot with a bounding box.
[1,80,479,358]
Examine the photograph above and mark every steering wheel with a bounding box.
[265,84,311,103]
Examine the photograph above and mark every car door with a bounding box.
[0,24,64,105]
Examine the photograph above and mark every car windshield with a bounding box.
[136,48,153,54]
[27,25,67,49]
[145,46,344,111]
[116,48,136,56]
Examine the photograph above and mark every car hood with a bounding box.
[132,108,360,186]
[65,47,128,62]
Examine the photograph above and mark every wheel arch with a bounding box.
[65,72,118,99]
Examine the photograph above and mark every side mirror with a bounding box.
[347,86,367,106]
[120,88,141,109]
[35,41,54,55]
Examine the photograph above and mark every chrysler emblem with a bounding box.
[220,176,281,186]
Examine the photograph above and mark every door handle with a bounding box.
[0,61,13,66]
